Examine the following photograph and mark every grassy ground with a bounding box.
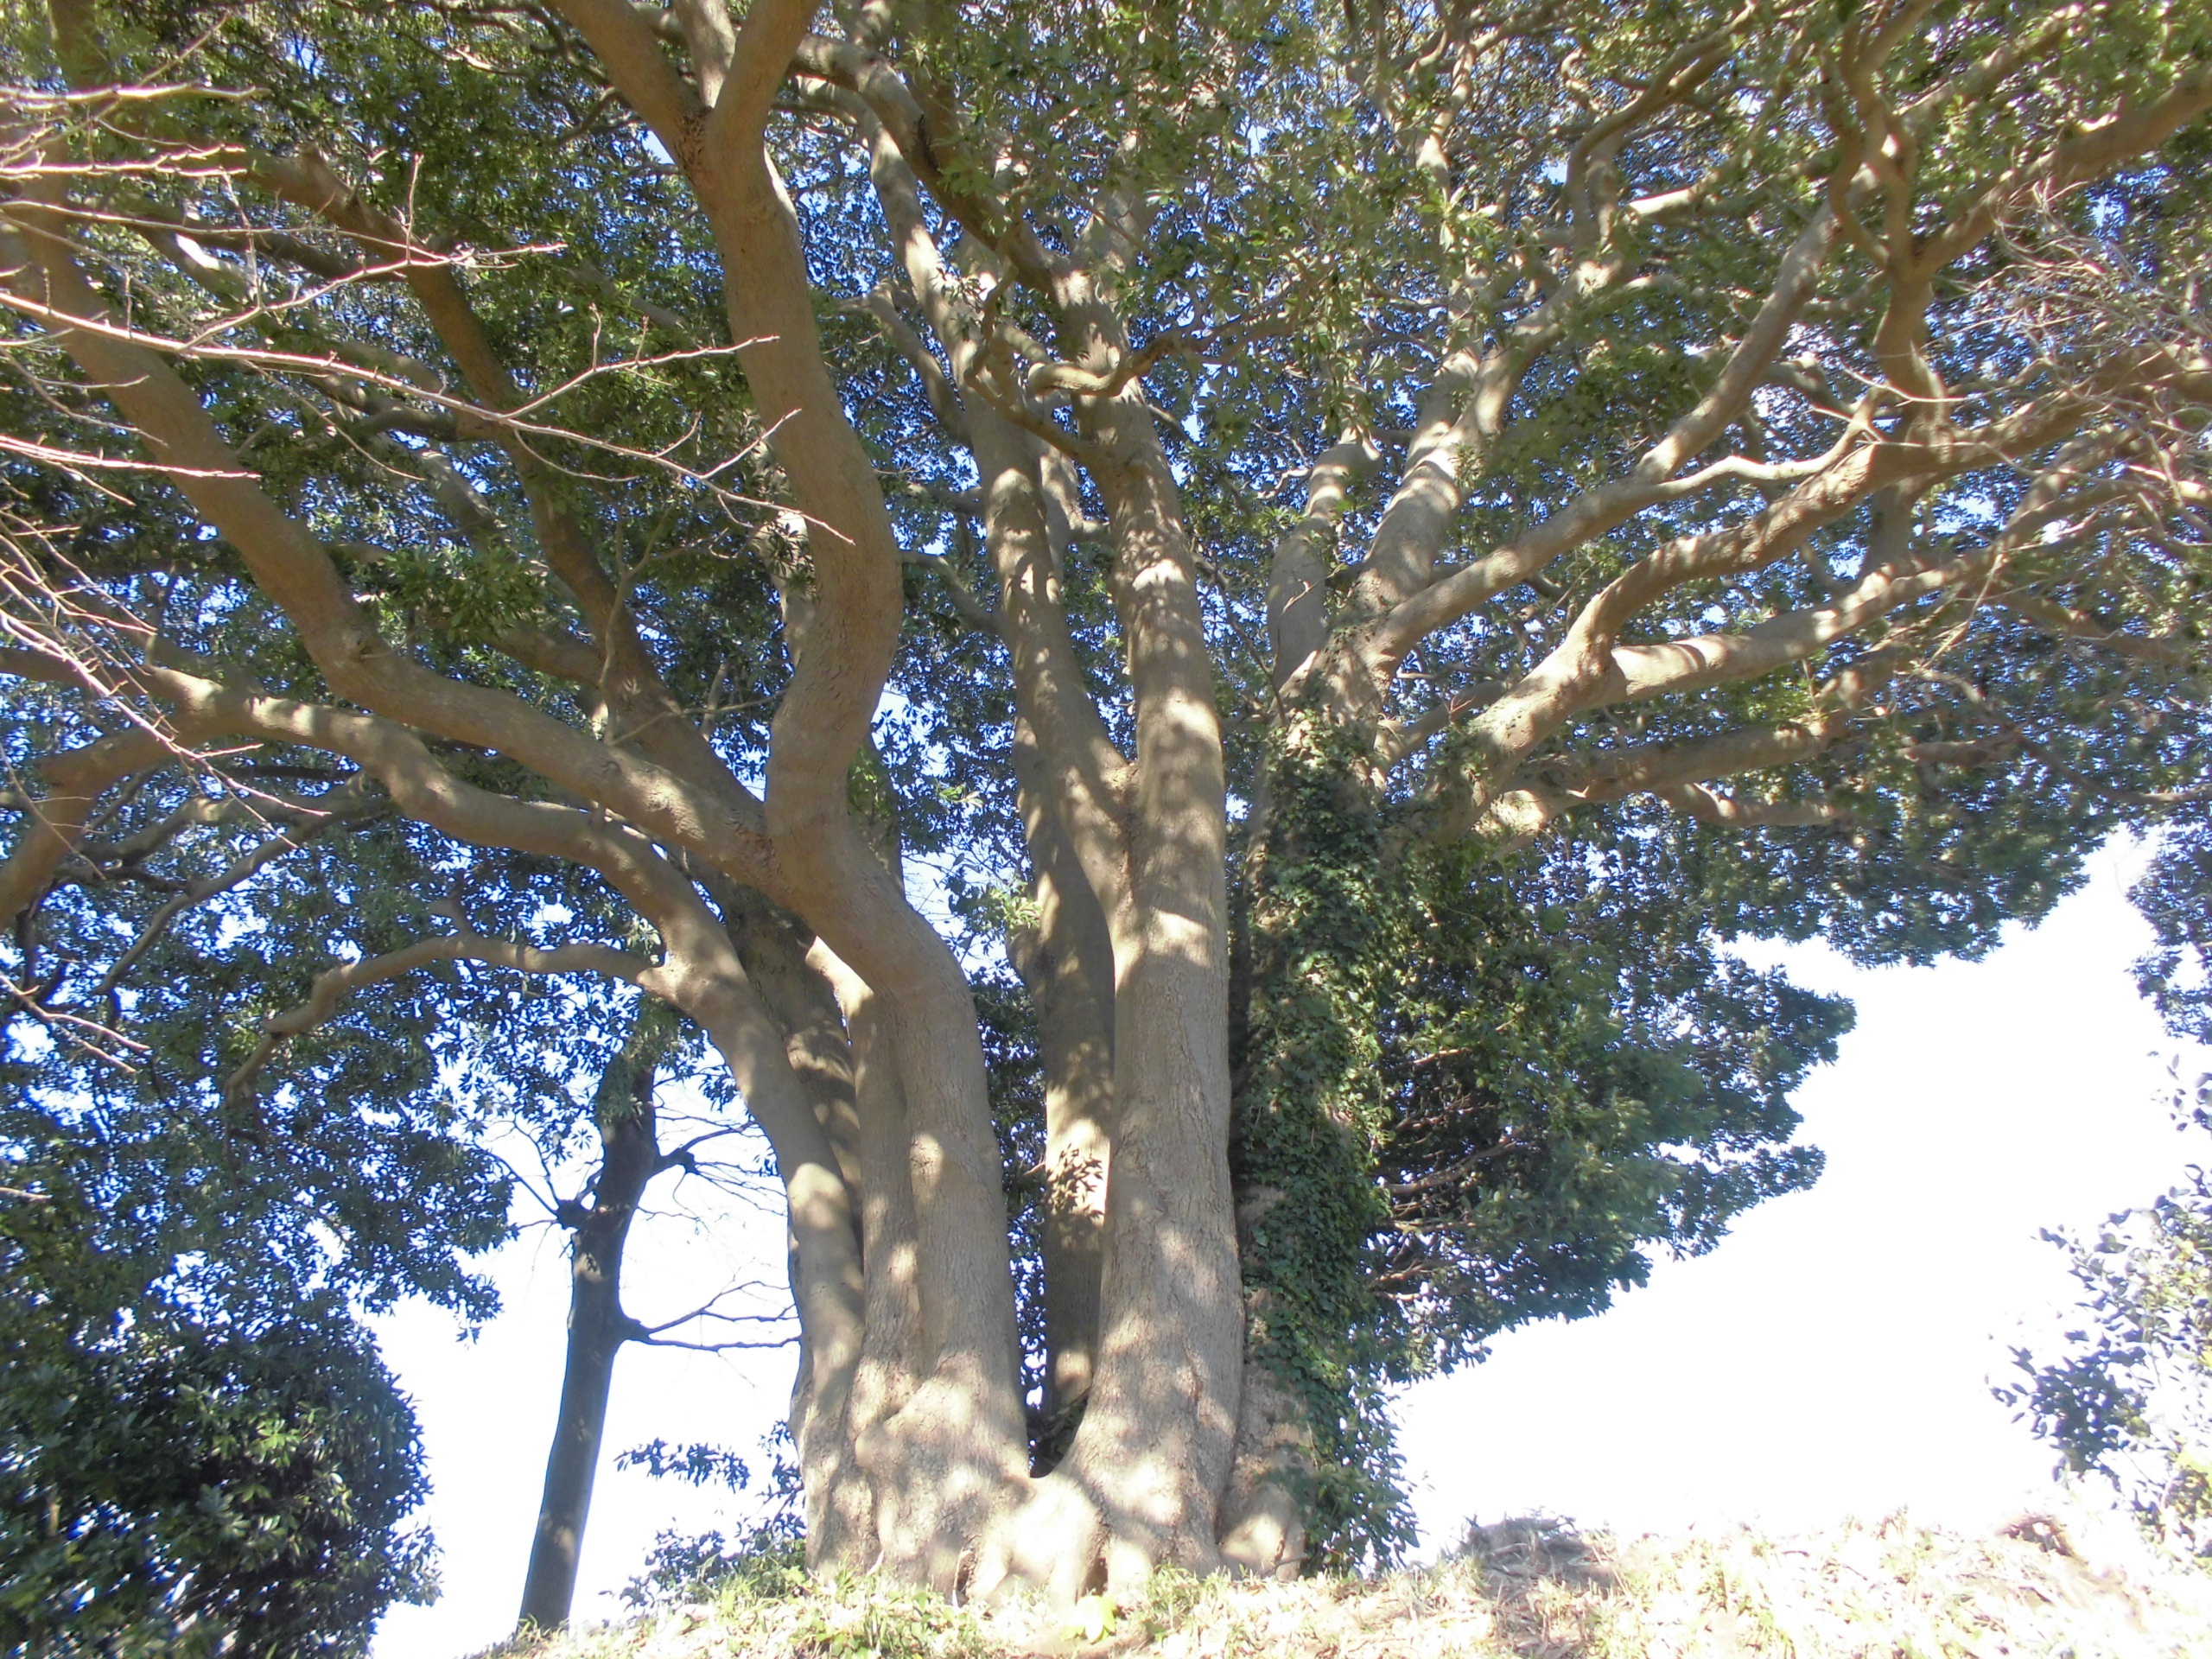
[486,1511,2212,1659]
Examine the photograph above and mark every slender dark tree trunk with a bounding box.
[518,1011,669,1632]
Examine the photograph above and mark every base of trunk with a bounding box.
[1215,1361,1312,1580]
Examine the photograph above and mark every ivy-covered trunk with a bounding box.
[1223,716,1414,1573]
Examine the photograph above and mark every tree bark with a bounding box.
[518,1008,669,1632]
[1215,1337,1313,1580]
[716,887,880,1567]
[1055,390,1240,1589]
[1007,721,1115,1444]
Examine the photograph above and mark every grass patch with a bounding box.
[484,1511,2212,1659]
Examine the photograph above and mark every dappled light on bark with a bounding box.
[3,1,2212,1629]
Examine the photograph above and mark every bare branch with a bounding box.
[92,781,391,1000]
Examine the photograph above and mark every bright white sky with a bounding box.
[370,836,2206,1656]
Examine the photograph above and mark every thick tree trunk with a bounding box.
[1215,1333,1313,1580]
[1047,393,1241,1590]
[715,886,880,1567]
[1007,724,1114,1446]
[810,939,932,1561]
[660,924,873,1578]
[847,87,1247,1586]
[518,1021,665,1631]
[966,404,1122,1461]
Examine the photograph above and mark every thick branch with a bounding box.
[0,725,171,931]
[1268,434,1378,691]
[251,150,765,818]
[0,210,779,889]
[1359,207,1840,672]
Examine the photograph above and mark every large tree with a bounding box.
[4,0,2210,1606]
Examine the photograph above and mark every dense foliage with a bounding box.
[1232,723,1855,1559]
[0,1200,433,1656]
[2001,1081,2212,1559]
[4,0,2210,1606]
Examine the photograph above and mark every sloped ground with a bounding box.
[486,1512,2212,1659]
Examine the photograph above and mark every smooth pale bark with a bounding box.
[966,405,1135,920]
[714,33,1236,1583]
[809,938,940,1570]
[718,881,868,1203]
[856,99,1147,1523]
[861,105,1133,915]
[1268,435,1380,693]
[1007,723,1115,1439]
[712,886,879,1567]
[550,14,1032,1572]
[677,956,873,1573]
[849,94,1240,1578]
[0,726,171,925]
[954,401,1120,1448]
[961,397,1122,1459]
[1056,391,1239,1589]
[1214,1344,1312,1580]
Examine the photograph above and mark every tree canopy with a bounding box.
[3,0,2209,1627]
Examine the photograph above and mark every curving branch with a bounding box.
[0,724,172,931]
[1655,785,1852,829]
[1357,52,2212,708]
[1,207,781,889]
[1356,205,1842,678]
[223,929,656,1112]
[251,148,771,828]
[1268,433,1381,691]
[836,89,1135,918]
[92,783,393,1000]
[1443,652,1896,853]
